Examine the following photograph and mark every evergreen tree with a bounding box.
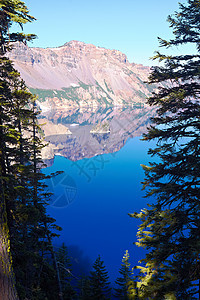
[0,1,35,298]
[114,250,133,299]
[0,1,64,299]
[0,0,36,55]
[12,93,63,299]
[56,243,76,299]
[131,0,200,299]
[78,276,92,300]
[132,209,179,299]
[89,255,111,300]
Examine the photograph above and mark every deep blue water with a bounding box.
[43,136,154,285]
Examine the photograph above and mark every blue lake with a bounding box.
[41,106,155,285]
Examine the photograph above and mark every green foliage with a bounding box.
[0,1,65,299]
[56,243,76,299]
[78,276,92,300]
[114,250,134,299]
[0,0,36,55]
[29,88,70,103]
[104,80,114,94]
[30,80,114,106]
[0,1,37,298]
[89,255,111,300]
[132,0,200,299]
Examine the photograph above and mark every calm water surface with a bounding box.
[42,106,155,284]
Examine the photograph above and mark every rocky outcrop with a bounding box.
[9,41,153,108]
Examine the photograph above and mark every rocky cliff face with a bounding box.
[9,41,153,108]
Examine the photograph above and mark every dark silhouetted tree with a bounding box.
[0,1,35,298]
[0,1,64,299]
[78,276,92,300]
[56,243,76,299]
[131,0,200,299]
[89,255,111,300]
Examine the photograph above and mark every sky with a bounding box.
[19,0,186,66]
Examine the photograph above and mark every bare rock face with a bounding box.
[9,41,152,108]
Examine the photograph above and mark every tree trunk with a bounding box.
[46,229,63,300]
[0,110,18,299]
[0,177,18,300]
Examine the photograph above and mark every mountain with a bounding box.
[9,41,153,108]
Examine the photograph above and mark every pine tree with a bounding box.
[0,1,35,298]
[56,243,76,299]
[78,276,92,300]
[0,1,65,299]
[114,250,133,299]
[131,208,178,299]
[11,93,63,299]
[131,0,200,299]
[0,0,36,55]
[89,255,111,300]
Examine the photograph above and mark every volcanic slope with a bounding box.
[9,41,153,108]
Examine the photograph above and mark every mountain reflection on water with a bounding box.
[38,105,155,165]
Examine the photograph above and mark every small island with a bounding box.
[90,121,110,134]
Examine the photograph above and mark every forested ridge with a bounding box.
[0,0,200,299]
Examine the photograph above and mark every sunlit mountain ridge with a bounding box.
[9,41,153,108]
